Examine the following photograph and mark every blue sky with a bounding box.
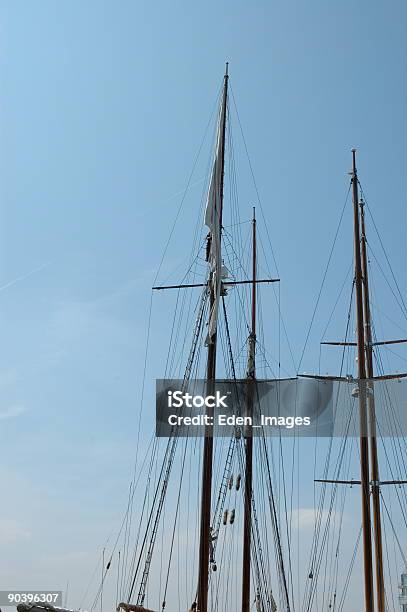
[1,0,407,609]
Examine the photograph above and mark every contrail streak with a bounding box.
[0,261,51,293]
[159,176,206,204]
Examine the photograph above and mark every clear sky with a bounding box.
[1,0,407,609]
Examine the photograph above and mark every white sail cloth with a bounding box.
[204,91,227,346]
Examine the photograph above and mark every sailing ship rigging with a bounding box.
[301,150,407,612]
[73,67,407,612]
[118,63,292,612]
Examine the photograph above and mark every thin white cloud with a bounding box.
[39,551,89,565]
[0,519,31,543]
[291,507,347,531]
[0,404,27,420]
[0,369,19,390]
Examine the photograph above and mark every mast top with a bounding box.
[225,62,229,78]
[352,148,357,174]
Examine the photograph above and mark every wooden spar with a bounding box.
[360,198,386,612]
[322,338,407,346]
[196,62,229,612]
[241,207,256,611]
[351,149,375,612]
[152,278,280,291]
[321,338,407,347]
[299,372,407,381]
[315,479,407,486]
[321,341,357,346]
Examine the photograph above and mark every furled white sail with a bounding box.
[204,88,227,346]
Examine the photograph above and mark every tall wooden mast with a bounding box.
[197,63,229,612]
[351,149,375,612]
[241,207,257,612]
[310,151,405,609]
[360,195,386,612]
